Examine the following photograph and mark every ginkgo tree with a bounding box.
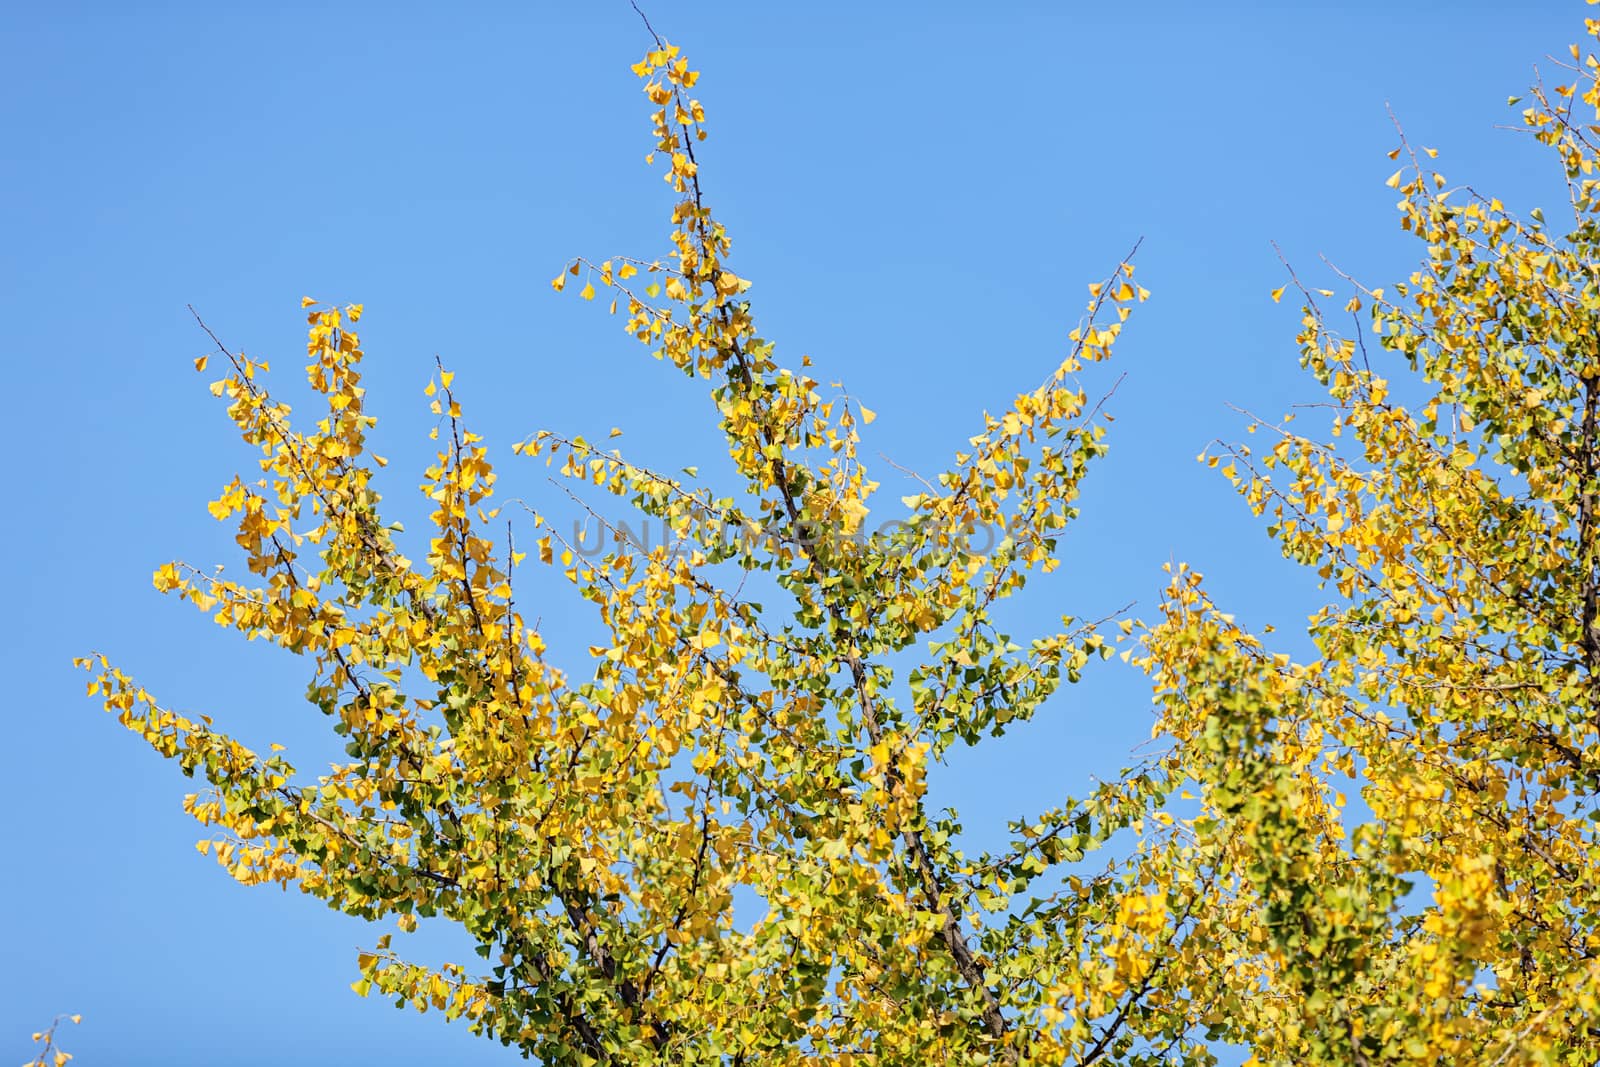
[1135,12,1600,1065]
[78,9,1600,1067]
[77,25,1221,1067]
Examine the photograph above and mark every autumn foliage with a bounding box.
[77,12,1600,1067]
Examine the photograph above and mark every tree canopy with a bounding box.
[76,11,1600,1066]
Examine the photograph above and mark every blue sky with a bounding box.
[2,2,1587,1062]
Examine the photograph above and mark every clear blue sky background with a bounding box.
[2,2,1587,1062]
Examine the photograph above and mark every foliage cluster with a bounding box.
[73,11,1600,1066]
